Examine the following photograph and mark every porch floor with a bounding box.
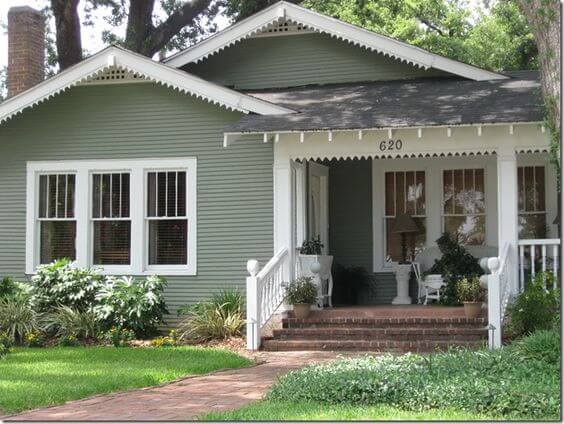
[310,305,476,319]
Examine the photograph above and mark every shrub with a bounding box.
[268,348,560,419]
[179,289,245,342]
[285,277,317,305]
[43,306,101,341]
[426,233,483,305]
[0,298,39,343]
[0,343,9,359]
[512,329,560,365]
[101,326,135,347]
[94,275,168,338]
[31,259,104,312]
[24,330,46,347]
[0,277,32,302]
[58,335,80,347]
[0,329,15,359]
[151,331,179,348]
[508,272,560,336]
[455,276,485,302]
[0,331,14,349]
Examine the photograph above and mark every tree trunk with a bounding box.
[125,0,156,53]
[514,1,560,134]
[51,0,82,70]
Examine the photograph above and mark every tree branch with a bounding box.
[139,0,212,57]
[418,18,445,36]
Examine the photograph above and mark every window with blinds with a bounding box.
[38,174,76,264]
[92,173,131,265]
[384,171,426,263]
[518,166,546,239]
[146,171,188,265]
[442,169,486,245]
[28,158,196,275]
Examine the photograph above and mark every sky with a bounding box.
[0,0,231,70]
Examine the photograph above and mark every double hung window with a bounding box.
[27,158,196,275]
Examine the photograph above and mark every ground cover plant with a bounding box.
[0,346,251,414]
[207,330,560,421]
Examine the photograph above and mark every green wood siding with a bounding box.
[184,33,448,90]
[0,83,273,318]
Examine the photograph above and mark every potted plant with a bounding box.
[286,277,318,319]
[297,237,334,306]
[456,276,485,318]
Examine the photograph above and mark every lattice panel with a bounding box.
[253,20,313,37]
[80,67,147,85]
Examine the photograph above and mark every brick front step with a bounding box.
[282,317,486,329]
[273,327,487,341]
[262,339,486,352]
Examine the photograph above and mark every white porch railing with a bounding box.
[246,248,290,350]
[485,242,512,349]
[518,239,560,291]
[486,238,560,349]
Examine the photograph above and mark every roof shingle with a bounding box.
[225,71,542,133]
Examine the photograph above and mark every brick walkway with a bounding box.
[3,351,340,421]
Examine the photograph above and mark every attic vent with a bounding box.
[253,20,313,38]
[79,67,147,85]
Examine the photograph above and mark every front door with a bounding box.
[308,161,329,254]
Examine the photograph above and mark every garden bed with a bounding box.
[203,329,561,421]
[0,346,251,415]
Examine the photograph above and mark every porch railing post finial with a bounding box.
[247,259,260,277]
[488,257,500,274]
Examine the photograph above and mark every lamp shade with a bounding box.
[391,213,419,234]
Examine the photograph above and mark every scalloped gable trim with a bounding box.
[164,1,507,82]
[0,46,294,125]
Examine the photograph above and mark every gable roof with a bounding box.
[164,1,507,82]
[225,72,543,133]
[0,46,294,124]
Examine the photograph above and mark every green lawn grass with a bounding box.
[201,401,503,421]
[0,346,251,415]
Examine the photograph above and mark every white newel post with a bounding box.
[487,257,502,349]
[246,259,261,350]
[496,149,519,293]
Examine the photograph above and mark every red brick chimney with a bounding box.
[7,6,45,97]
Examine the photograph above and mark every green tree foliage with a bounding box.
[298,0,536,71]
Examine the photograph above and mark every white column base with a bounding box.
[392,263,413,305]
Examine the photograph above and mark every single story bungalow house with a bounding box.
[0,2,558,351]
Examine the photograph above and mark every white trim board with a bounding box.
[164,1,507,81]
[0,46,294,125]
[26,157,198,276]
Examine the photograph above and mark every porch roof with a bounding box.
[225,71,543,134]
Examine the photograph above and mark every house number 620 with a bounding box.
[379,139,403,151]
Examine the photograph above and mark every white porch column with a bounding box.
[496,148,519,293]
[274,159,295,280]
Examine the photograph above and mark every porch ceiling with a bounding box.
[225,71,542,134]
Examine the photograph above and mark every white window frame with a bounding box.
[382,169,427,268]
[26,158,197,276]
[518,165,546,215]
[90,170,132,274]
[441,167,487,246]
